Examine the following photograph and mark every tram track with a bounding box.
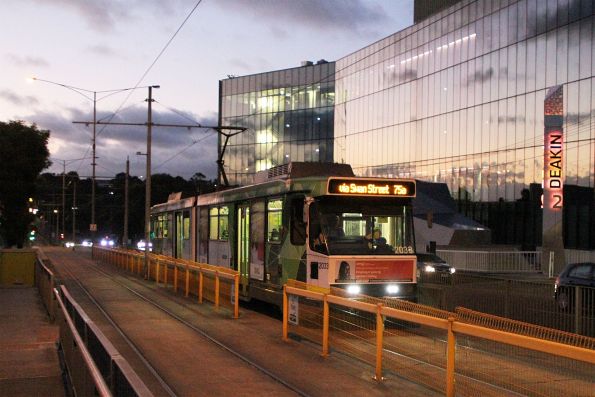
[49,247,312,397]
[55,251,178,396]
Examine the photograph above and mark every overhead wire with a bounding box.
[69,0,204,180]
[95,0,204,140]
[150,99,222,173]
[153,130,217,172]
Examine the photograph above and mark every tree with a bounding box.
[0,121,50,247]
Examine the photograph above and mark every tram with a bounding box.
[150,162,418,305]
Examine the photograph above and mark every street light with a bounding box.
[53,209,59,244]
[28,77,142,237]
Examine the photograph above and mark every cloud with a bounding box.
[0,90,40,106]
[5,53,50,68]
[85,45,121,57]
[228,57,271,72]
[23,0,188,32]
[21,104,220,179]
[215,0,392,37]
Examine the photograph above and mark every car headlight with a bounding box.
[449,267,456,274]
[346,285,361,295]
[100,239,107,246]
[424,265,436,272]
[386,285,399,294]
[108,240,114,247]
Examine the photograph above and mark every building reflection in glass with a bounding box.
[220,61,335,186]
[334,0,594,248]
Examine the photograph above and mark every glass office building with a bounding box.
[219,61,335,186]
[334,0,594,248]
[219,0,594,248]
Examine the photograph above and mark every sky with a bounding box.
[1,0,413,180]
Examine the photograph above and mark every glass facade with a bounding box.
[334,0,594,248]
[219,62,335,186]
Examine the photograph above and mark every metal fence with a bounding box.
[565,249,595,265]
[436,250,542,272]
[436,248,595,275]
[34,256,55,321]
[93,247,240,318]
[55,285,153,396]
[418,273,595,337]
[283,280,595,397]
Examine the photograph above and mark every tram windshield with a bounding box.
[309,197,415,256]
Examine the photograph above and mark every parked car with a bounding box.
[554,262,595,310]
[416,253,456,280]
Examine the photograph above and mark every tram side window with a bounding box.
[162,214,169,238]
[209,206,229,241]
[154,215,166,238]
[267,199,283,243]
[290,196,306,245]
[183,212,190,240]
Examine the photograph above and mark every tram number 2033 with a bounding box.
[395,246,414,254]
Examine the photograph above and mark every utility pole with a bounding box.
[72,181,77,243]
[124,157,129,249]
[91,92,97,236]
[144,86,156,276]
[61,160,66,240]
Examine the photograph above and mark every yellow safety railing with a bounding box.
[283,283,595,397]
[92,247,240,319]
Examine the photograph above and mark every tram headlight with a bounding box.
[346,285,361,295]
[386,284,399,294]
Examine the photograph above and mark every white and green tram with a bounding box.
[151,162,418,305]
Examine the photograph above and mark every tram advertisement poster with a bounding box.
[288,295,299,325]
[354,259,414,280]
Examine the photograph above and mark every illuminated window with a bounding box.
[219,206,229,240]
[209,208,218,239]
[209,207,229,240]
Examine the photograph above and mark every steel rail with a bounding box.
[64,251,313,397]
[57,257,177,397]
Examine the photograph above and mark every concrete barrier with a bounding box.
[0,249,36,286]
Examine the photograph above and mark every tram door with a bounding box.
[175,212,183,258]
[237,205,250,291]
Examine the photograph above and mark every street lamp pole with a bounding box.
[124,156,129,249]
[72,181,77,243]
[92,91,97,234]
[61,160,65,240]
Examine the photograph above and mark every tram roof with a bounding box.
[151,162,417,211]
[196,175,331,206]
[151,195,195,212]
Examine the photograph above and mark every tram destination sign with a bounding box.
[327,178,416,197]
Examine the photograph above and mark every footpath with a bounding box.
[0,287,65,396]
